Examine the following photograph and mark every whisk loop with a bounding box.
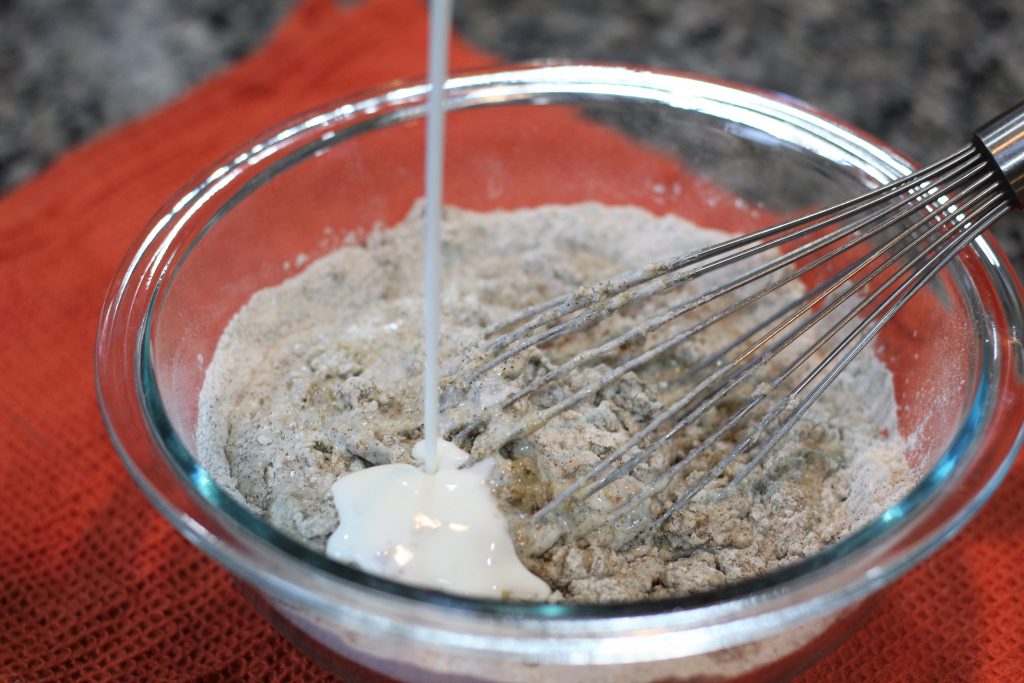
[444,101,1024,541]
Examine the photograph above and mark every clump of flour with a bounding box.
[196,202,914,603]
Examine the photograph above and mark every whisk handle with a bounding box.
[973,100,1024,209]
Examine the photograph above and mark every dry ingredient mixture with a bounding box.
[196,202,914,603]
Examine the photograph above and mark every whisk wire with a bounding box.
[471,148,979,388]
[453,153,989,452]
[472,154,991,451]
[481,146,976,342]
[538,177,1004,526]
[639,186,1011,533]
[449,101,1024,540]
[716,200,1011,499]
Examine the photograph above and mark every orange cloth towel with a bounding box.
[1,0,1021,680]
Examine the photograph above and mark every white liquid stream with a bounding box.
[325,1,550,600]
[420,0,451,475]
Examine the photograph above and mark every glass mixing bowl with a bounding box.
[96,64,1024,682]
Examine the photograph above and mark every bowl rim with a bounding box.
[96,62,1024,660]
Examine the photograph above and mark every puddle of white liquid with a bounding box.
[326,439,552,600]
[421,0,453,475]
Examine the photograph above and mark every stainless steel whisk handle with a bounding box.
[973,100,1024,208]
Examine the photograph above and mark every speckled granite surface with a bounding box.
[2,0,1022,268]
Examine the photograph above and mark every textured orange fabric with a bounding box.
[1,0,1021,680]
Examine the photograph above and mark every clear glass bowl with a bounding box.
[96,64,1024,682]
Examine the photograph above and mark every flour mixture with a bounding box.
[196,202,913,603]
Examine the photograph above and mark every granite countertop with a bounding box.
[2,0,1022,262]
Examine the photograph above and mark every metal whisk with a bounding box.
[444,101,1024,538]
